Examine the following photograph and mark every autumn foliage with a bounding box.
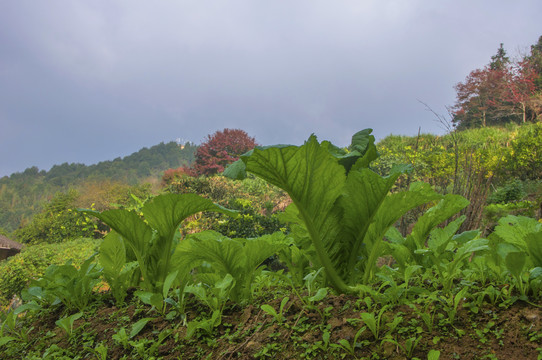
[452,38,542,129]
[191,129,257,176]
[161,166,195,186]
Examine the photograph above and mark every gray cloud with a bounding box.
[1,0,541,176]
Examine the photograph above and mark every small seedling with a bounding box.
[112,318,152,349]
[112,327,130,349]
[382,336,421,359]
[331,326,367,357]
[130,329,172,358]
[84,342,108,360]
[428,349,441,360]
[360,305,395,340]
[55,312,84,338]
[185,309,222,339]
[261,296,290,324]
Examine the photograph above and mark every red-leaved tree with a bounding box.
[504,59,537,123]
[192,129,257,176]
[452,39,542,129]
[452,66,508,128]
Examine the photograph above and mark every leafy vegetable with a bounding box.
[261,296,290,324]
[27,255,101,311]
[491,215,542,268]
[84,193,237,293]
[225,130,441,293]
[99,232,138,305]
[176,231,284,302]
[55,312,83,338]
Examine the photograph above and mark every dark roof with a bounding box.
[0,235,22,250]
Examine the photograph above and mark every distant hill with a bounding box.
[0,141,197,232]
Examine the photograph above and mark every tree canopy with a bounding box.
[191,129,257,176]
[452,37,541,129]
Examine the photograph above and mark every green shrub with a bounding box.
[484,199,535,217]
[0,238,98,308]
[14,190,98,245]
[488,179,527,204]
[506,123,542,180]
[164,175,234,203]
[165,174,290,235]
[0,227,10,237]
[209,199,287,238]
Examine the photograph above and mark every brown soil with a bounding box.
[7,292,542,360]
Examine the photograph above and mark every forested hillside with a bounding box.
[0,141,197,233]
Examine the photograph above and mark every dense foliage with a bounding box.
[0,238,98,308]
[1,129,542,359]
[11,183,154,245]
[452,36,542,129]
[13,190,98,245]
[0,141,195,233]
[162,171,290,238]
[373,123,542,233]
[191,129,257,176]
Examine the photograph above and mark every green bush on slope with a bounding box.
[0,238,98,308]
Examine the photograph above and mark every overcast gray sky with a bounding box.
[1,1,541,177]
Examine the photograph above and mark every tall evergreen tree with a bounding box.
[489,43,510,71]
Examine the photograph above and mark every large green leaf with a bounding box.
[358,181,441,283]
[223,157,249,180]
[237,135,349,292]
[240,233,285,272]
[492,215,542,250]
[99,231,126,281]
[427,216,466,254]
[176,230,281,301]
[452,230,480,245]
[456,238,489,259]
[525,232,542,267]
[492,215,542,268]
[142,193,238,288]
[336,169,401,266]
[86,209,152,283]
[408,194,469,249]
[143,193,237,239]
[177,231,245,278]
[505,251,527,279]
[495,242,522,263]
